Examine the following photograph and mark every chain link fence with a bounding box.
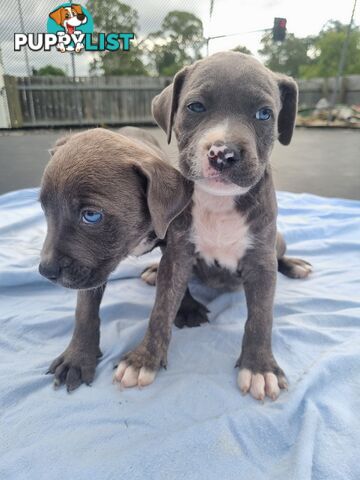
[0,0,202,127]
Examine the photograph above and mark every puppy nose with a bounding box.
[77,13,85,20]
[39,262,61,282]
[208,142,241,171]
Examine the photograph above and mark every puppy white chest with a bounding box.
[191,186,252,271]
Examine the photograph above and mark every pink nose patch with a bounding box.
[208,144,227,159]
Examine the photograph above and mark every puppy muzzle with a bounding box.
[207,141,242,172]
[39,259,92,289]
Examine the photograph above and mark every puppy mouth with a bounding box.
[191,163,260,196]
[66,25,75,34]
[196,174,233,187]
[53,267,98,290]
[56,275,91,290]
[57,276,105,290]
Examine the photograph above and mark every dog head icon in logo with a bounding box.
[48,3,93,53]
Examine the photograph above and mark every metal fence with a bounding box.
[4,75,171,127]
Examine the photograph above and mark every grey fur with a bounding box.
[40,127,193,391]
[150,52,312,399]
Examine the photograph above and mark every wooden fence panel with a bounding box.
[3,75,23,127]
[12,75,171,127]
[5,74,360,128]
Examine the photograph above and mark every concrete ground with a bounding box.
[0,127,359,199]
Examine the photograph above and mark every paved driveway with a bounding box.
[0,127,359,199]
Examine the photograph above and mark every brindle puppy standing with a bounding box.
[125,52,312,401]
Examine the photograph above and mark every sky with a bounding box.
[205,0,359,56]
[0,0,358,76]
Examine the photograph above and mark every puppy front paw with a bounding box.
[113,343,165,388]
[114,362,157,388]
[236,352,287,401]
[47,345,102,392]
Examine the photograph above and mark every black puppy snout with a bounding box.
[77,13,85,20]
[207,142,241,171]
[39,262,61,281]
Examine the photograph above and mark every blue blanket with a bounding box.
[0,188,359,480]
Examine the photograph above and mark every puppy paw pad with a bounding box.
[237,369,286,401]
[292,263,312,278]
[140,264,159,286]
[138,367,157,387]
[113,361,156,388]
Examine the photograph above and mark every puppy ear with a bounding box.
[49,7,64,25]
[134,159,193,239]
[49,135,70,156]
[277,75,298,145]
[151,66,190,144]
[72,4,83,15]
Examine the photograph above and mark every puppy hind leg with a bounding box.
[174,288,209,329]
[276,232,312,279]
[141,266,209,328]
[141,262,159,286]
[278,256,312,279]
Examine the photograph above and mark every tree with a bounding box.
[87,0,138,35]
[258,32,313,77]
[299,20,360,78]
[258,20,360,79]
[161,11,205,60]
[33,65,66,76]
[233,45,252,55]
[147,11,205,76]
[150,42,183,76]
[91,53,148,76]
[86,0,147,75]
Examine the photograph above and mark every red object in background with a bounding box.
[273,17,287,41]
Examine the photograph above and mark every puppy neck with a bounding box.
[193,184,238,213]
[195,179,251,198]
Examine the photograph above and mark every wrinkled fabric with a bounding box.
[0,188,359,480]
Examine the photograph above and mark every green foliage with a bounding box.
[86,3,205,76]
[258,32,313,77]
[259,20,360,79]
[87,0,147,75]
[232,45,252,55]
[90,53,148,76]
[161,10,204,56]
[150,42,184,76]
[34,65,66,76]
[87,0,138,33]
[300,21,360,78]
[147,11,205,76]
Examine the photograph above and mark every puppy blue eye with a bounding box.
[81,210,103,224]
[256,108,272,120]
[187,102,206,113]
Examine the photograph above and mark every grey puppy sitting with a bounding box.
[39,127,194,391]
[137,52,312,401]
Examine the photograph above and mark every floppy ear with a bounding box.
[276,75,298,145]
[49,7,64,26]
[49,135,70,156]
[151,66,190,144]
[72,4,83,15]
[134,158,193,239]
